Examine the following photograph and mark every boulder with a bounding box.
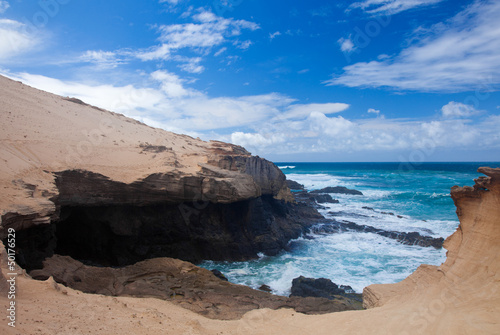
[286,179,305,190]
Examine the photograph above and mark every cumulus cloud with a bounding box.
[231,132,286,148]
[441,101,479,119]
[338,36,355,53]
[329,1,500,92]
[0,19,40,61]
[350,0,444,15]
[229,112,495,157]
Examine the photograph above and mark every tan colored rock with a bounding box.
[0,75,290,236]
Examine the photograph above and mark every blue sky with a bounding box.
[1,0,499,162]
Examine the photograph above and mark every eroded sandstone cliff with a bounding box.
[361,167,500,334]
[0,74,309,268]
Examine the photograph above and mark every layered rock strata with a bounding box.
[0,75,311,268]
[361,167,500,334]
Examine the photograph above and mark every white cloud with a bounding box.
[159,0,180,5]
[0,1,9,13]
[233,40,252,49]
[269,31,281,40]
[214,47,227,56]
[441,101,479,119]
[136,9,259,61]
[338,36,355,53]
[229,112,496,156]
[350,0,444,15]
[231,132,286,148]
[329,1,500,92]
[80,50,125,69]
[150,70,196,98]
[0,19,40,61]
[368,108,380,115]
[308,112,354,137]
[281,103,349,120]
[178,61,204,74]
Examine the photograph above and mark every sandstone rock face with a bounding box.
[362,167,500,333]
[0,75,304,266]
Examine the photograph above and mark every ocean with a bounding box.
[199,162,500,295]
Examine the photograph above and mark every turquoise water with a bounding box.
[200,162,500,295]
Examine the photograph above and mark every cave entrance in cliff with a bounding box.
[54,206,123,267]
[8,200,244,273]
[8,206,127,272]
[8,194,295,274]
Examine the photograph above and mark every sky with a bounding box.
[0,0,499,162]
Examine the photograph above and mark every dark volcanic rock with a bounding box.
[309,194,340,204]
[312,221,444,248]
[30,255,362,320]
[258,284,272,293]
[286,179,305,190]
[211,269,228,281]
[291,276,344,298]
[311,186,363,195]
[290,276,362,307]
[15,193,323,271]
[293,191,339,208]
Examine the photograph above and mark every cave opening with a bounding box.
[5,195,295,274]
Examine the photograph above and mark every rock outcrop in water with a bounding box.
[311,186,363,195]
[290,276,360,301]
[311,221,444,248]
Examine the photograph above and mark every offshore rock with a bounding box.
[286,179,305,190]
[290,276,362,308]
[291,276,345,298]
[311,221,444,248]
[311,186,363,195]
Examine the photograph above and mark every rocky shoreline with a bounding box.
[288,180,444,249]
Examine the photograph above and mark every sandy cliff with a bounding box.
[0,75,499,334]
[0,74,314,268]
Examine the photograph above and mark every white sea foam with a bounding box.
[200,231,447,295]
[286,173,346,190]
[278,165,296,169]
